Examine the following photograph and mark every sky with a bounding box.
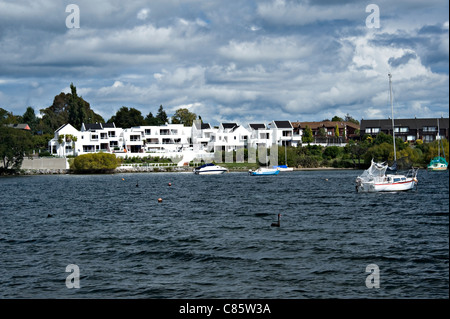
[0,0,448,126]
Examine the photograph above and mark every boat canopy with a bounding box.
[429,156,448,166]
[195,163,215,169]
[357,160,388,184]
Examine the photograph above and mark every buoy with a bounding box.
[136,181,139,187]
[168,182,172,186]
[158,198,163,203]
[122,178,125,181]
[47,214,53,218]
[325,178,328,181]
[271,214,281,227]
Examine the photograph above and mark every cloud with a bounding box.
[137,8,150,20]
[0,0,447,124]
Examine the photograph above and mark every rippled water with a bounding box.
[0,169,448,298]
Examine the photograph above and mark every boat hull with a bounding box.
[357,178,417,192]
[249,168,280,176]
[194,169,227,175]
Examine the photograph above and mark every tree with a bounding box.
[317,127,327,139]
[144,112,161,126]
[108,106,145,128]
[171,108,197,126]
[302,126,313,144]
[332,116,344,122]
[0,126,33,171]
[335,124,340,141]
[22,107,38,133]
[39,84,104,133]
[344,113,359,125]
[156,105,168,124]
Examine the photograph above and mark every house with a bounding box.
[5,123,31,131]
[360,117,449,142]
[207,123,249,153]
[269,121,301,147]
[247,123,272,149]
[291,121,360,145]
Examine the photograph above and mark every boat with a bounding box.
[356,73,419,192]
[427,119,448,171]
[427,157,448,171]
[273,146,294,171]
[193,163,228,175]
[248,167,280,176]
[272,165,294,172]
[356,160,418,192]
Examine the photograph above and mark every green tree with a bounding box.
[317,127,327,139]
[332,116,344,122]
[171,108,197,126]
[335,124,340,138]
[156,105,168,124]
[39,84,104,133]
[22,107,38,133]
[323,146,342,160]
[108,106,145,128]
[144,112,162,126]
[0,126,33,171]
[302,126,313,144]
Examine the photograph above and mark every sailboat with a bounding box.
[273,144,294,172]
[427,119,448,171]
[249,146,280,176]
[356,73,419,192]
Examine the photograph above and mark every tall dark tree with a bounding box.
[108,106,145,128]
[144,111,162,126]
[22,107,38,133]
[156,105,168,124]
[39,84,104,133]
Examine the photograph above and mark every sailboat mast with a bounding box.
[389,73,397,162]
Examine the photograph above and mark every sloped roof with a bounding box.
[249,123,266,130]
[6,123,31,130]
[292,121,360,130]
[360,118,449,130]
[273,121,292,129]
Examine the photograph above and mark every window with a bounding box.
[108,131,116,137]
[423,126,437,132]
[91,134,98,140]
[130,135,140,141]
[100,133,108,139]
[145,129,151,135]
[407,135,415,141]
[365,127,380,134]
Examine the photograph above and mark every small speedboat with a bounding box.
[193,163,228,175]
[248,167,280,176]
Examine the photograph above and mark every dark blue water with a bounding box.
[0,170,448,298]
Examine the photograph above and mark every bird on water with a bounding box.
[271,214,281,227]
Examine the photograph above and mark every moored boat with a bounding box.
[193,163,228,175]
[355,73,419,193]
[249,167,280,176]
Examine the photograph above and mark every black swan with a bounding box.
[271,214,281,227]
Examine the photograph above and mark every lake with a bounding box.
[0,169,448,298]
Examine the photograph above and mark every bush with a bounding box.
[72,153,121,173]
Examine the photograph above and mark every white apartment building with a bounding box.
[48,120,303,160]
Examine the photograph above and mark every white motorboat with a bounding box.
[193,163,228,175]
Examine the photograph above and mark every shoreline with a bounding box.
[2,166,361,176]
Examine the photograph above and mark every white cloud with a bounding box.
[137,8,150,20]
